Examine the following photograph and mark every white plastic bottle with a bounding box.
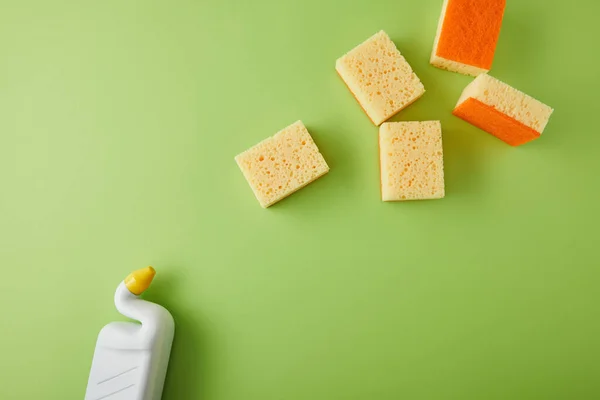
[85,267,175,400]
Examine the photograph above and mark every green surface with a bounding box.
[1,0,599,398]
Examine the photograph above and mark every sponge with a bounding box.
[235,121,329,208]
[379,121,445,201]
[336,31,425,126]
[431,0,506,76]
[453,74,554,146]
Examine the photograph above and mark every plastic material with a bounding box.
[124,266,157,295]
[85,267,175,400]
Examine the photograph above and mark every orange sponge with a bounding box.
[453,74,554,146]
[431,0,506,76]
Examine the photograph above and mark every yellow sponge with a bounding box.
[453,74,554,146]
[336,31,426,126]
[235,121,329,208]
[379,121,445,201]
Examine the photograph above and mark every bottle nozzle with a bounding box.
[124,266,156,295]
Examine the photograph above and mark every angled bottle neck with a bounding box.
[114,282,160,343]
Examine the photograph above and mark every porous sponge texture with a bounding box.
[379,121,445,201]
[336,31,425,126]
[431,0,506,76]
[235,121,329,208]
[456,74,553,132]
[453,74,554,146]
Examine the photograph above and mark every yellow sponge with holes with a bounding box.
[453,74,554,146]
[235,121,329,208]
[336,30,425,126]
[379,121,445,201]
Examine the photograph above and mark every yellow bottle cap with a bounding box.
[124,266,156,295]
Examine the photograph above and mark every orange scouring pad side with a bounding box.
[453,74,554,146]
[454,98,541,146]
[431,0,506,76]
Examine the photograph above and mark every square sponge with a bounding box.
[336,31,425,126]
[380,121,445,201]
[235,121,329,208]
[453,74,554,146]
[431,0,506,76]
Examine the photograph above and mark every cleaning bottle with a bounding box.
[85,267,175,400]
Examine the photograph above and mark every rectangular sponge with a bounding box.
[235,121,329,208]
[453,74,554,146]
[431,0,506,76]
[380,121,445,201]
[336,31,425,126]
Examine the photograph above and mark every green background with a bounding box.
[1,0,599,398]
